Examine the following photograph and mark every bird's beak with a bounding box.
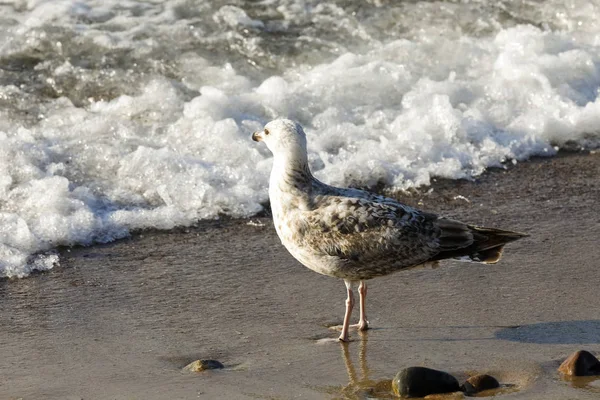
[252,130,263,142]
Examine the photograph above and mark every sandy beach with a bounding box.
[1,151,600,399]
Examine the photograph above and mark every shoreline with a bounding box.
[1,151,600,399]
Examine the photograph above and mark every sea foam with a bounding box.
[0,1,599,276]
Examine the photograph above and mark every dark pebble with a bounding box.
[184,359,224,372]
[392,366,460,398]
[460,374,500,395]
[558,350,600,376]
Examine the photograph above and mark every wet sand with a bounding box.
[1,152,600,399]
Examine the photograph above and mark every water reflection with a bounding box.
[335,331,394,399]
[560,374,600,393]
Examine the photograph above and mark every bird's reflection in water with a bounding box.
[336,331,395,399]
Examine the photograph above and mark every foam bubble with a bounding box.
[213,5,265,29]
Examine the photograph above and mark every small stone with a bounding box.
[392,367,460,398]
[558,350,600,376]
[183,359,224,372]
[460,374,500,395]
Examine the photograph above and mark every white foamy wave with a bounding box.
[1,0,599,276]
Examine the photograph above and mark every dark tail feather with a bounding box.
[430,225,528,264]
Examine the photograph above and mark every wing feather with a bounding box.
[292,193,472,268]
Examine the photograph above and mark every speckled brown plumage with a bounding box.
[272,170,524,281]
[252,118,527,341]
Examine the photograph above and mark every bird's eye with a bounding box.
[264,128,270,135]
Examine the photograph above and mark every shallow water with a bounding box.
[1,1,600,276]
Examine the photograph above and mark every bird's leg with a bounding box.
[355,280,369,331]
[349,281,369,330]
[339,280,355,342]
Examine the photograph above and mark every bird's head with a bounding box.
[252,119,308,160]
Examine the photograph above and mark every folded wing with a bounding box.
[295,193,526,268]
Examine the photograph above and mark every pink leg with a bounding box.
[357,280,369,331]
[350,280,369,330]
[338,280,355,342]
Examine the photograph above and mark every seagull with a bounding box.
[252,119,527,342]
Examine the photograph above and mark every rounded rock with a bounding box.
[184,359,224,372]
[392,366,460,398]
[460,374,500,395]
[558,350,600,376]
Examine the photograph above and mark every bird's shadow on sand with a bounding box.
[495,320,600,344]
[352,320,600,345]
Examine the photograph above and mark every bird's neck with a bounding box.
[269,152,314,210]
